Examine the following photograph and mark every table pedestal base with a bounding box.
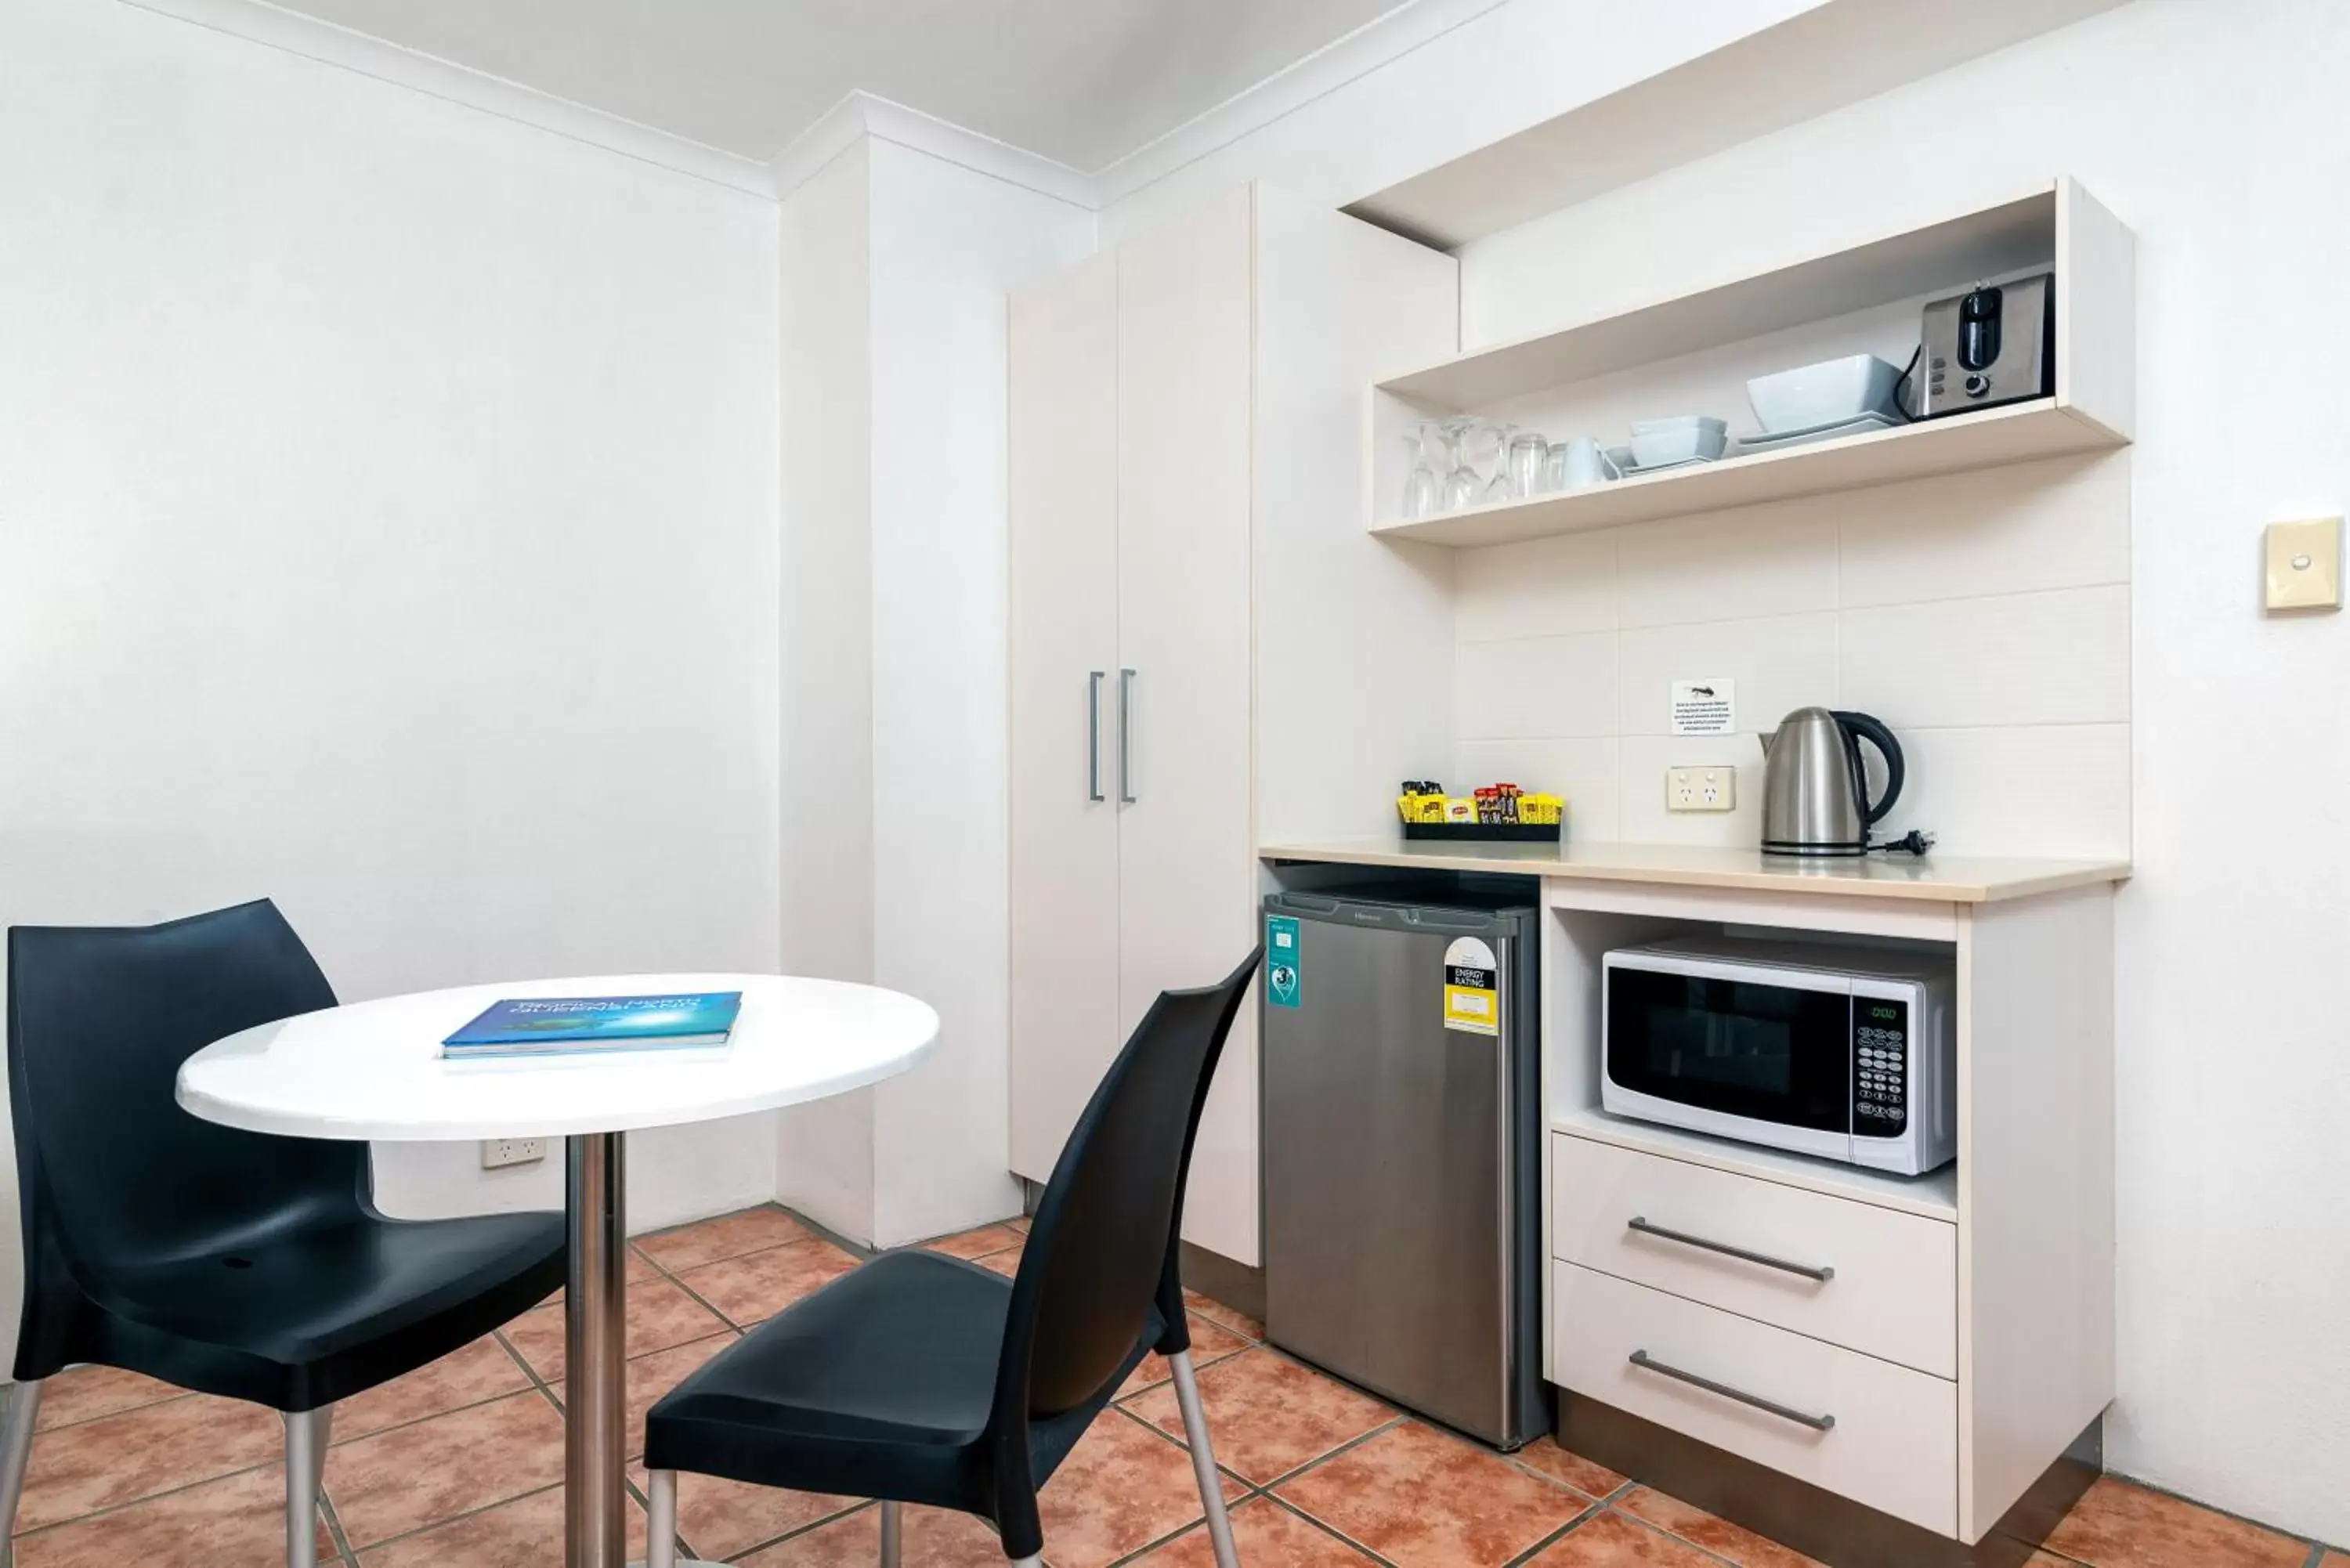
[567,1133,631,1568]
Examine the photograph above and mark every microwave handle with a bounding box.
[1627,1216,1836,1282]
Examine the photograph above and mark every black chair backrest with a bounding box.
[7,901,358,1323]
[992,948,1258,1422]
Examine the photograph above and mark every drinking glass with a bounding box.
[1399,424,1441,520]
[1438,417,1482,511]
[1481,422,1517,505]
[1508,431,1550,497]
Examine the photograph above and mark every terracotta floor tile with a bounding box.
[628,1461,859,1561]
[1276,1421,1587,1568]
[16,1389,284,1530]
[30,1367,184,1433]
[12,1461,334,1566]
[638,1205,815,1273]
[2043,1478,2311,1568]
[538,1249,660,1307]
[358,1480,646,1566]
[2319,1553,2349,1568]
[1182,1289,1264,1342]
[1119,1314,1253,1398]
[504,1275,729,1384]
[335,1335,533,1441]
[1524,1512,1713,1566]
[1007,1216,1032,1234]
[921,1223,1025,1261]
[624,1332,736,1458]
[675,1238,862,1328]
[1617,1488,1824,1567]
[1511,1436,1627,1501]
[326,1389,566,1548]
[1126,1348,1389,1486]
[736,1501,1006,1568]
[978,1241,1026,1277]
[1038,1410,1244,1568]
[1136,1498,1380,1568]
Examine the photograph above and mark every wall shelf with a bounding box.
[1372,396,2122,547]
[1366,177,2134,549]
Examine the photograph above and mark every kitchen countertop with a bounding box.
[1257,838,2131,904]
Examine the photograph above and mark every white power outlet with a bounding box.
[1666,765,1736,813]
[480,1137,548,1170]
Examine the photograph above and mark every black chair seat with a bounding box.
[85,1209,564,1411]
[646,1248,1154,1512]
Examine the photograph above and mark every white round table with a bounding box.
[178,973,938,1568]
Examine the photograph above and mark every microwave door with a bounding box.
[1601,956,1853,1164]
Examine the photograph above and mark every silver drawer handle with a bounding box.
[1629,1349,1836,1432]
[1627,1216,1835,1282]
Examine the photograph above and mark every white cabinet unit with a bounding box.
[1538,870,2119,1549]
[1008,187,1457,1265]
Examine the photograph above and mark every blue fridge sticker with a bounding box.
[1266,916,1301,1007]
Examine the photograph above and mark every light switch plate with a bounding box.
[2265,517,2341,611]
[1667,766,1736,812]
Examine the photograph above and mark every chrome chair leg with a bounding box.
[647,1469,679,1568]
[880,1498,902,1568]
[1168,1351,1238,1568]
[284,1406,332,1568]
[0,1380,44,1568]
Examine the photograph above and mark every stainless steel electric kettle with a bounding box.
[1759,707,1904,857]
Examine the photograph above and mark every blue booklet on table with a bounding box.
[442,992,743,1058]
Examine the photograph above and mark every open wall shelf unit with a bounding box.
[1368,178,2134,548]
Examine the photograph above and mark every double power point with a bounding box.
[1667,765,1736,813]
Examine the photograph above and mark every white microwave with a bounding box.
[1600,937,1955,1176]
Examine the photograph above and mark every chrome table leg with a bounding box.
[568,1132,629,1568]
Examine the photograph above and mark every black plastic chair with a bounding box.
[643,949,1261,1568]
[1,900,567,1567]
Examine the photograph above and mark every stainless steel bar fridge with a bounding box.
[1260,885,1548,1449]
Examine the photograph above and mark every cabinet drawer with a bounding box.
[1553,1262,1957,1535]
[1551,1134,1955,1378]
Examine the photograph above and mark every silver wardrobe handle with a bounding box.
[1629,1350,1836,1432]
[1627,1216,1835,1282]
[1086,671,1106,803]
[1117,668,1137,804]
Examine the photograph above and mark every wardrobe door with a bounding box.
[1114,186,1260,1263]
[1007,251,1123,1186]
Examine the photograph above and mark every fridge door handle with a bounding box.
[1086,670,1105,803]
[1117,668,1137,804]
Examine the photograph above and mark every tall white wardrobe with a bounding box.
[1007,184,1459,1266]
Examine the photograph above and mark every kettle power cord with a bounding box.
[1868,830,1936,856]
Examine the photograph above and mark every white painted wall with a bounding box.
[772,142,883,1239]
[771,135,1095,1247]
[1452,0,2350,1544]
[0,0,786,1331]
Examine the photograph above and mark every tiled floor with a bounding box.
[9,1204,2341,1568]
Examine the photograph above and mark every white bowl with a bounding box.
[1628,416,1727,469]
[1746,354,1904,435]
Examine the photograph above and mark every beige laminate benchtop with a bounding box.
[1257,839,2130,904]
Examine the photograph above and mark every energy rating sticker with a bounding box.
[1266,916,1302,1008]
[1442,936,1500,1035]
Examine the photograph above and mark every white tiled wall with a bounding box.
[1452,450,2131,858]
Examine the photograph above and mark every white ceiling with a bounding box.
[266,0,1413,172]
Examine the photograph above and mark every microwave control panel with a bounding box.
[1853,998,1909,1136]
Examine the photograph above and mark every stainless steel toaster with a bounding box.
[1907,271,2054,418]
